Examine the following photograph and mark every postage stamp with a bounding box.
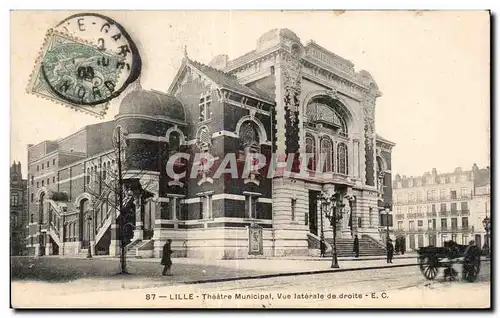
[27,13,142,118]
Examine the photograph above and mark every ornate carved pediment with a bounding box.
[326,88,340,100]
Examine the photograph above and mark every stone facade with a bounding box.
[25,28,394,259]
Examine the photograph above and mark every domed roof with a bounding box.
[119,89,185,121]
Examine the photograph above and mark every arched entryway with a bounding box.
[79,198,91,249]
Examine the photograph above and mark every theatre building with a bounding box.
[26,28,394,259]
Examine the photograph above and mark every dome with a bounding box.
[119,89,185,121]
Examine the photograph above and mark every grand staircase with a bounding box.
[325,235,386,257]
[125,240,143,258]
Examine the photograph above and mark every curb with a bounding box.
[276,255,418,262]
[182,262,419,285]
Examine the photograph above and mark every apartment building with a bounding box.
[393,164,490,249]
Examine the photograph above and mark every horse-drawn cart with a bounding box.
[417,241,482,282]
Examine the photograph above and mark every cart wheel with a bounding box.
[420,256,439,280]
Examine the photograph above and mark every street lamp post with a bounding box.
[482,215,491,258]
[323,191,345,269]
[86,213,93,259]
[318,192,326,243]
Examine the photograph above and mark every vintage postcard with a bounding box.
[10,10,491,309]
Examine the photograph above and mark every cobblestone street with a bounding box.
[11,258,490,308]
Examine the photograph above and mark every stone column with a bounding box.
[45,234,52,255]
[133,196,143,240]
[109,208,120,256]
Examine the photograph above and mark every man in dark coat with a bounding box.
[386,238,394,264]
[161,239,173,276]
[353,235,360,258]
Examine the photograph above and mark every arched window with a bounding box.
[337,143,348,175]
[239,121,260,154]
[196,126,211,152]
[320,138,333,172]
[39,192,45,224]
[305,133,316,171]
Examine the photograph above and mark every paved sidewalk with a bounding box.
[12,254,419,295]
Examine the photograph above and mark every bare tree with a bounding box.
[83,126,159,274]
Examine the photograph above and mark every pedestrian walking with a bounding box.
[320,238,326,258]
[161,239,173,276]
[400,237,406,255]
[353,234,359,258]
[394,237,400,255]
[386,238,394,264]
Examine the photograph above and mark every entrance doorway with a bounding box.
[308,190,319,235]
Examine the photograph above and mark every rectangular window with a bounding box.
[41,180,44,187]
[10,193,19,206]
[417,220,423,227]
[409,221,415,230]
[47,178,50,185]
[440,189,446,200]
[53,159,56,165]
[461,187,468,198]
[451,234,457,242]
[441,218,447,229]
[451,202,457,211]
[440,203,446,212]
[31,193,34,202]
[358,217,362,228]
[427,190,432,200]
[461,217,469,229]
[461,201,468,211]
[397,221,403,230]
[52,176,55,183]
[291,199,297,221]
[450,190,457,200]
[37,165,39,171]
[416,192,421,202]
[47,161,50,168]
[31,176,34,186]
[30,214,34,223]
[36,182,39,188]
[451,218,458,229]
[462,235,468,245]
[41,163,44,169]
[431,190,436,200]
[199,94,212,122]
[432,204,436,213]
[432,219,436,229]
[305,212,308,226]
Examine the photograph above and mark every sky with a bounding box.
[10,11,490,178]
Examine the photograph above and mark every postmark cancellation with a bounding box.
[26,29,126,118]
